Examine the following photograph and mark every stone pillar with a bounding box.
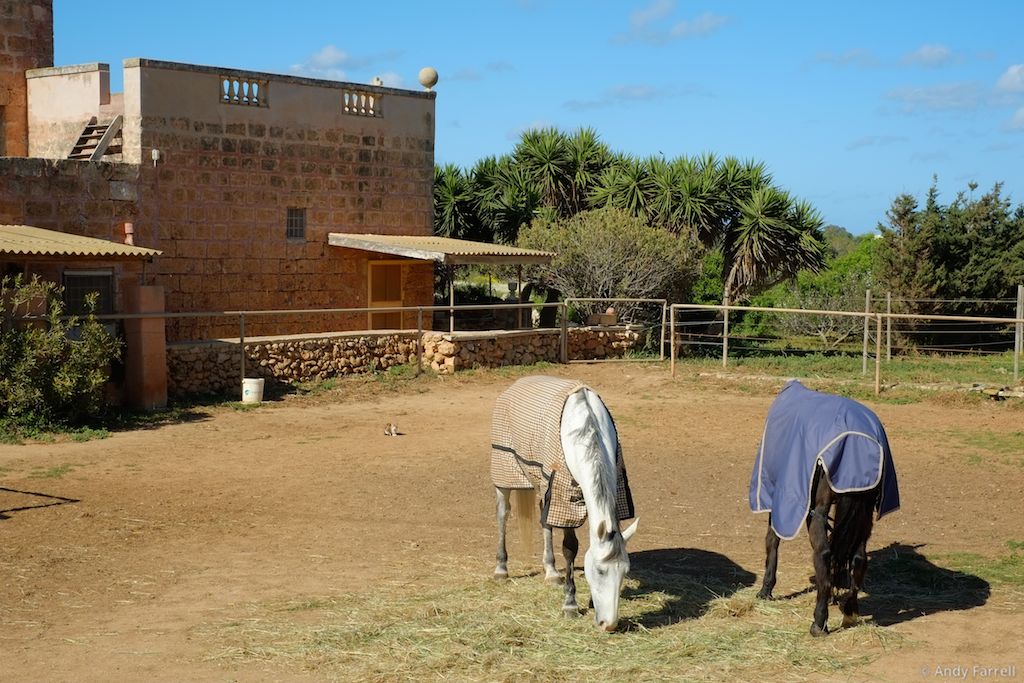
[123,282,167,410]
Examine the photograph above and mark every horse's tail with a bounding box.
[829,489,876,589]
[511,488,538,552]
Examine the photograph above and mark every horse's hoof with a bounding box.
[544,573,563,585]
[809,622,829,637]
[562,607,581,618]
[493,571,509,581]
[756,589,773,600]
[841,612,860,628]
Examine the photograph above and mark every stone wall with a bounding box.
[0,157,151,310]
[166,331,420,396]
[567,325,646,360]
[421,329,562,374]
[165,326,648,397]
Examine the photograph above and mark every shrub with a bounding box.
[0,275,122,433]
[518,207,700,321]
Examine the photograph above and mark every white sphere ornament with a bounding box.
[418,67,439,91]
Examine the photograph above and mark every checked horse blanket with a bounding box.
[490,376,634,529]
[749,380,900,540]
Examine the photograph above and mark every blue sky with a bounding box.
[55,0,1023,234]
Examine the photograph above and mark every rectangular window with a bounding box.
[62,270,114,316]
[286,207,306,240]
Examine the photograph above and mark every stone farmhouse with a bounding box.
[1,1,559,408]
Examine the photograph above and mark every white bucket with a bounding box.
[241,377,265,404]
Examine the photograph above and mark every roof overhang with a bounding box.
[0,225,161,262]
[327,233,554,265]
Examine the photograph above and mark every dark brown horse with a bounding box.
[756,463,879,636]
[749,381,900,636]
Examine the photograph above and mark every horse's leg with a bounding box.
[841,538,868,627]
[808,499,832,636]
[494,487,511,579]
[561,527,580,617]
[542,525,561,583]
[756,514,781,599]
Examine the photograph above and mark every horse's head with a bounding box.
[585,517,639,631]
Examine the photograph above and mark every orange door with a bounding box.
[368,262,403,329]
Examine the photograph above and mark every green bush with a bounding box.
[0,275,122,433]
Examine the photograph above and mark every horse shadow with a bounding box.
[623,547,757,628]
[0,487,79,521]
[861,543,991,626]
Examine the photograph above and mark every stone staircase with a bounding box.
[68,115,123,160]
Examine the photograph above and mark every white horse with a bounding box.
[491,377,639,631]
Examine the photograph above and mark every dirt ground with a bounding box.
[1,363,1021,682]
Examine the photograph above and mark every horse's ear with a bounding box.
[622,518,639,543]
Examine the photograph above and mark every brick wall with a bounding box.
[0,157,150,310]
[0,0,53,156]
[126,60,437,340]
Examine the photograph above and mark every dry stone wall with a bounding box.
[167,331,419,396]
[166,326,646,397]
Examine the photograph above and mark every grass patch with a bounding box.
[676,351,1021,393]
[28,463,78,479]
[199,557,903,682]
[68,426,110,442]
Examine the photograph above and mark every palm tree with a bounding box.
[471,156,541,244]
[433,164,480,240]
[722,188,826,302]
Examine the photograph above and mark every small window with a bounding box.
[63,270,114,316]
[286,207,306,240]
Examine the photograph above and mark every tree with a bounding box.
[874,178,1024,347]
[517,208,700,321]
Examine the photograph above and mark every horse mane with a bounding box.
[562,389,618,520]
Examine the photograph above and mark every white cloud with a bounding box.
[910,150,950,163]
[1008,107,1024,131]
[449,62,515,83]
[669,12,730,39]
[290,45,404,83]
[308,45,348,70]
[631,0,674,29]
[563,83,710,111]
[901,44,953,68]
[814,48,879,68]
[375,71,404,88]
[884,82,982,112]
[996,64,1024,92]
[613,8,729,44]
[846,134,908,151]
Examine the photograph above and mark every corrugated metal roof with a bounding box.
[0,224,161,260]
[327,233,554,265]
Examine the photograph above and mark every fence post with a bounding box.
[1015,284,1023,384]
[416,307,423,377]
[449,280,455,334]
[721,295,730,369]
[659,301,667,361]
[861,289,871,375]
[886,291,892,362]
[560,302,568,364]
[239,313,246,388]
[875,313,882,395]
[670,305,676,378]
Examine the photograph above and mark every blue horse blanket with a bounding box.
[749,380,900,540]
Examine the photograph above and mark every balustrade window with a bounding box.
[220,76,269,107]
[342,89,382,117]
